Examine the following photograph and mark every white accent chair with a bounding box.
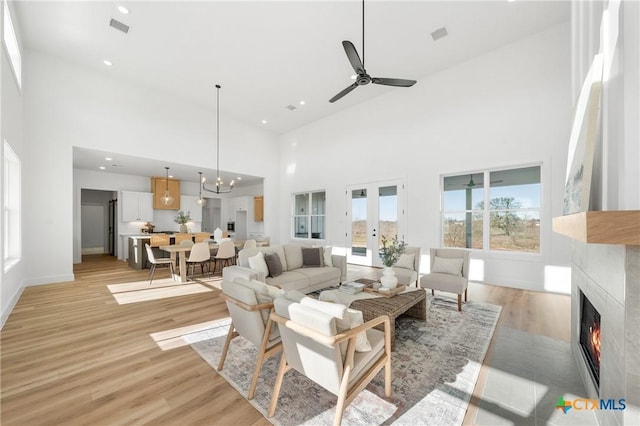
[268,296,392,425]
[377,246,422,287]
[145,243,175,285]
[419,248,470,311]
[219,278,282,400]
[185,241,211,280]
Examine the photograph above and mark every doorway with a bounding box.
[346,179,406,267]
[81,189,118,257]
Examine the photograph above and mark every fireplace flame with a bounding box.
[590,322,601,365]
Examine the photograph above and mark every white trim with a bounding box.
[24,274,76,286]
[1,284,25,329]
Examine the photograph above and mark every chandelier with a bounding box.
[203,84,234,194]
[160,166,174,205]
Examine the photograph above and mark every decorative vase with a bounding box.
[180,224,188,233]
[380,266,398,289]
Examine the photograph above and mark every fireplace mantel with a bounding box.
[552,210,640,245]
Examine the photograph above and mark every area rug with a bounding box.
[187,295,501,425]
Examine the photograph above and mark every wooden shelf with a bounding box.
[552,211,640,245]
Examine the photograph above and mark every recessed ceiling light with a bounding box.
[105,157,112,161]
[350,74,357,80]
[237,177,242,180]
[299,100,306,105]
[117,5,130,14]
[99,166,106,170]
[261,120,267,124]
[103,60,113,66]
[169,175,174,178]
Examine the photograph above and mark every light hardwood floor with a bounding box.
[1,255,570,425]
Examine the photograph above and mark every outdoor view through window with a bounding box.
[442,166,541,253]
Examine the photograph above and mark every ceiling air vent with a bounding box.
[285,105,297,111]
[109,18,130,34]
[431,26,448,41]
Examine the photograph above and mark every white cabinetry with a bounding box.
[232,196,250,212]
[121,191,153,222]
[180,195,203,222]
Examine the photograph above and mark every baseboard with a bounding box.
[82,247,105,255]
[24,274,75,286]
[1,285,25,330]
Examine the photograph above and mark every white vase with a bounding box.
[380,266,398,289]
[180,224,188,233]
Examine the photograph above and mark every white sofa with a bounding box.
[222,244,347,294]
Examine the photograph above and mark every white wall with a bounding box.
[278,23,573,292]
[24,50,280,284]
[1,1,25,326]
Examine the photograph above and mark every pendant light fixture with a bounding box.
[203,84,234,194]
[196,171,207,206]
[161,166,174,205]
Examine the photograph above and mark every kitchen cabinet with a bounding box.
[180,195,203,222]
[232,196,250,212]
[121,191,153,222]
[151,176,181,210]
[254,196,264,222]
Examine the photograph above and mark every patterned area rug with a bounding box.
[187,295,501,425]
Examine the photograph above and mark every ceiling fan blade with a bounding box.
[372,77,417,87]
[342,41,364,74]
[329,83,358,103]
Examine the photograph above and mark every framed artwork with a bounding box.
[563,54,604,215]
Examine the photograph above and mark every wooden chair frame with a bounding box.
[218,293,282,400]
[267,312,392,426]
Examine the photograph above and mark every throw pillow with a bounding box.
[248,251,269,277]
[264,253,283,278]
[301,247,324,267]
[431,256,464,276]
[323,246,334,267]
[395,253,415,270]
[299,297,371,353]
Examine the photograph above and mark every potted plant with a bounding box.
[379,235,407,288]
[174,210,191,233]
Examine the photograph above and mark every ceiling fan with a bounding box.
[329,0,417,103]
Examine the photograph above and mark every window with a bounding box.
[3,140,21,270]
[293,191,325,240]
[442,165,541,253]
[3,0,22,88]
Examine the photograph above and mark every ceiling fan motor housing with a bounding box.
[357,73,371,85]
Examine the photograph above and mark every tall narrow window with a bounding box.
[292,191,325,240]
[3,140,21,271]
[3,0,22,88]
[442,165,541,253]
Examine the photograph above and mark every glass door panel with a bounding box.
[346,180,405,267]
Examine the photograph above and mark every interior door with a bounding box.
[346,179,406,267]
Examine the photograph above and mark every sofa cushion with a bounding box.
[239,246,288,271]
[295,267,340,287]
[283,244,303,270]
[264,253,283,278]
[266,271,310,292]
[323,246,333,267]
[302,247,323,267]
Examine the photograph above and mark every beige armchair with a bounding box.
[377,246,421,286]
[268,296,392,426]
[219,278,282,400]
[419,248,470,311]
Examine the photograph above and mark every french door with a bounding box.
[346,179,406,267]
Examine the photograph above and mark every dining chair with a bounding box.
[150,234,170,258]
[145,243,175,285]
[186,241,211,280]
[212,239,236,276]
[243,239,257,249]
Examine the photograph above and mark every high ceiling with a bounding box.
[14,1,570,183]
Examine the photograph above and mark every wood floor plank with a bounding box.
[1,254,570,425]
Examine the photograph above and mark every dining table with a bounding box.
[160,240,267,283]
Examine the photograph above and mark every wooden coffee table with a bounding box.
[351,279,427,348]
